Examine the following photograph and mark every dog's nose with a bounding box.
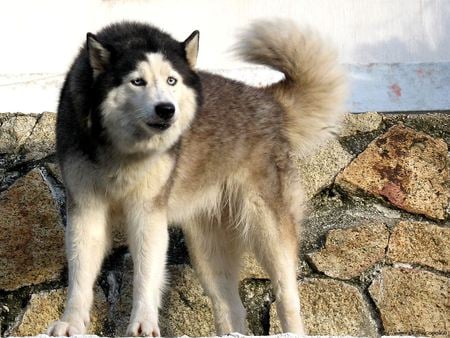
[155,103,175,120]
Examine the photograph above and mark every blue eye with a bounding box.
[167,76,177,86]
[130,78,146,86]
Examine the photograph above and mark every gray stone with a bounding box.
[301,189,391,257]
[387,221,450,273]
[240,253,311,280]
[8,287,108,336]
[308,223,389,279]
[0,169,65,290]
[385,112,450,145]
[110,221,128,249]
[160,265,215,337]
[0,113,37,153]
[369,267,449,335]
[45,163,63,183]
[22,112,56,157]
[240,253,268,279]
[111,258,214,337]
[340,112,383,137]
[270,278,377,336]
[296,139,353,200]
[239,279,272,335]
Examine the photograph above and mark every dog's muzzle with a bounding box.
[155,102,175,120]
[146,102,175,131]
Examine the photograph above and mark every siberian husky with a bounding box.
[48,19,346,336]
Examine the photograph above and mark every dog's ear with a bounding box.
[86,33,110,77]
[183,30,199,68]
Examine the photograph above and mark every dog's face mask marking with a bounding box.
[102,54,181,133]
[86,32,200,155]
[128,54,182,129]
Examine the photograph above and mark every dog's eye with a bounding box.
[130,78,146,86]
[167,76,177,86]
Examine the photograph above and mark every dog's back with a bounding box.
[168,19,346,335]
[168,71,286,222]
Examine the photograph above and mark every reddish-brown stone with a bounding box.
[336,124,449,220]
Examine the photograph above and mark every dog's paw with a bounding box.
[126,320,160,337]
[47,319,86,336]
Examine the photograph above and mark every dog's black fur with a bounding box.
[57,22,201,161]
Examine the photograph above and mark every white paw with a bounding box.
[47,319,86,336]
[126,320,160,337]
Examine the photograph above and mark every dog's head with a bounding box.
[85,22,201,155]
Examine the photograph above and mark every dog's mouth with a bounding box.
[146,122,172,131]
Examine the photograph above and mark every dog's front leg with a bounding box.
[48,195,110,336]
[125,201,169,337]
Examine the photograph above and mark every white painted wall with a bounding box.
[1,0,449,74]
[1,0,449,112]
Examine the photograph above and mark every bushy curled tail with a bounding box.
[234,19,348,155]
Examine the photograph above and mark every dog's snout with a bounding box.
[155,103,175,120]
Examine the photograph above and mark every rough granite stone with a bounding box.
[239,279,272,335]
[109,255,140,335]
[336,124,449,220]
[384,112,450,145]
[387,221,450,273]
[240,253,311,280]
[111,258,214,337]
[22,112,56,157]
[340,112,383,137]
[160,265,215,336]
[296,139,353,200]
[0,169,65,290]
[240,254,268,279]
[45,163,63,183]
[0,113,37,153]
[110,221,128,249]
[8,287,108,336]
[270,279,376,336]
[369,267,449,335]
[308,223,389,279]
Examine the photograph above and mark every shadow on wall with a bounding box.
[353,1,450,63]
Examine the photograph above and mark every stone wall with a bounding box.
[0,112,448,337]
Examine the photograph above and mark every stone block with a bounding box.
[387,221,450,273]
[308,223,389,279]
[239,279,272,335]
[340,112,383,137]
[0,113,37,153]
[336,124,449,220]
[110,258,214,337]
[0,169,65,290]
[22,112,56,158]
[369,267,449,335]
[159,265,215,337]
[296,139,353,200]
[8,287,108,336]
[270,278,377,336]
[45,163,63,183]
[240,254,268,279]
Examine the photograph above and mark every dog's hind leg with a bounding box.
[48,194,111,336]
[246,195,305,335]
[184,215,247,335]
